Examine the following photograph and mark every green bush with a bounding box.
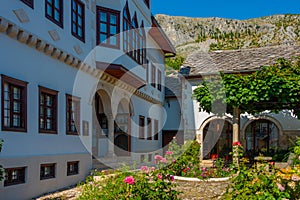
[165,55,185,70]
[78,165,180,200]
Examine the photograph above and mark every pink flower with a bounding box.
[124,176,135,185]
[173,159,176,163]
[157,174,162,179]
[154,155,163,160]
[141,166,148,173]
[292,174,300,181]
[170,175,174,181]
[232,141,242,146]
[151,167,156,171]
[161,158,167,163]
[154,155,167,164]
[277,183,285,191]
[166,151,173,155]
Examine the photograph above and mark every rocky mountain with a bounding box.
[156,14,300,56]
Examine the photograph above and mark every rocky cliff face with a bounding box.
[156,14,300,55]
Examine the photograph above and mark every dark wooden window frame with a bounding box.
[40,163,56,180]
[96,6,120,49]
[4,167,26,187]
[151,64,156,88]
[45,0,64,28]
[71,0,85,42]
[21,0,34,8]
[139,115,145,139]
[147,117,152,140]
[1,75,28,132]
[67,161,79,176]
[39,86,58,134]
[154,119,159,140]
[66,94,81,135]
[157,69,162,91]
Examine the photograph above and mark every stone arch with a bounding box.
[241,115,283,157]
[198,116,233,160]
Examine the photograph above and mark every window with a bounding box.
[1,75,27,132]
[71,0,85,42]
[140,154,145,162]
[157,69,162,91]
[151,64,156,88]
[147,118,152,140]
[66,94,80,135]
[154,120,159,140]
[39,86,58,134]
[67,161,79,176]
[40,163,55,180]
[148,154,152,162]
[123,4,145,65]
[97,6,120,48]
[45,0,63,27]
[4,167,26,186]
[82,120,89,136]
[139,115,145,139]
[144,0,150,8]
[21,0,34,8]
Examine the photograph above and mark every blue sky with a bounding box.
[152,0,300,20]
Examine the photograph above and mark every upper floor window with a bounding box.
[1,75,27,132]
[151,64,156,88]
[147,118,152,140]
[157,69,162,91]
[45,0,63,28]
[154,120,159,140]
[139,115,145,139]
[4,167,26,187]
[21,0,34,8]
[123,4,145,65]
[66,94,80,135]
[39,86,58,134]
[71,0,85,42]
[144,0,150,8]
[96,6,120,48]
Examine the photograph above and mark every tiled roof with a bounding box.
[165,76,182,97]
[183,45,300,76]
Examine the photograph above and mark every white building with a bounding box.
[167,45,300,161]
[0,0,175,199]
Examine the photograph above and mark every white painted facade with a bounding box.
[0,0,175,199]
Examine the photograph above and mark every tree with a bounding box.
[193,58,300,156]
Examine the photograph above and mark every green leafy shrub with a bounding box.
[78,164,180,199]
[165,55,185,70]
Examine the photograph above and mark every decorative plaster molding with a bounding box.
[48,30,60,41]
[13,9,30,23]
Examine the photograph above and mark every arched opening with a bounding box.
[114,98,132,156]
[203,119,233,160]
[93,90,111,158]
[245,119,279,157]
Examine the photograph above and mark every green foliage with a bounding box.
[165,55,186,70]
[193,58,300,117]
[163,140,200,176]
[223,164,290,199]
[0,139,3,181]
[78,165,180,199]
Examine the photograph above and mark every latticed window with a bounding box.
[4,167,26,186]
[151,64,156,87]
[71,0,85,42]
[1,75,27,132]
[39,87,58,134]
[147,118,152,140]
[66,95,80,135]
[158,69,162,91]
[139,116,145,139]
[45,0,63,27]
[154,120,159,140]
[97,6,120,48]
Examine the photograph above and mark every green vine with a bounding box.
[193,58,300,117]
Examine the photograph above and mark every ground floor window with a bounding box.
[40,163,56,180]
[67,161,79,176]
[4,167,26,186]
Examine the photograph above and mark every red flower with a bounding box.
[124,176,135,185]
[232,141,242,146]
